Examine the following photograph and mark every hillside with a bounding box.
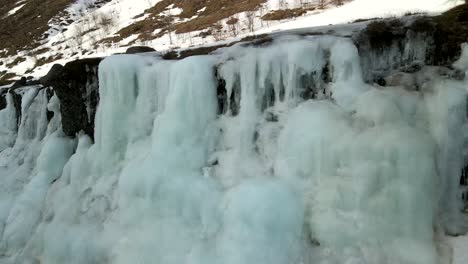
[0,0,463,83]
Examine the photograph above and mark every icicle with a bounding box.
[0,93,18,151]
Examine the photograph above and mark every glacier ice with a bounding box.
[0,36,467,264]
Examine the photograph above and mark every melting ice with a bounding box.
[0,36,468,264]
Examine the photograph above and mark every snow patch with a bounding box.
[6,4,25,17]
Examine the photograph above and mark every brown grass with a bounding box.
[100,0,267,45]
[0,0,75,55]
[6,57,26,68]
[36,54,64,68]
[174,0,266,33]
[0,72,18,86]
[261,8,310,21]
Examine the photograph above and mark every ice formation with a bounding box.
[0,36,467,264]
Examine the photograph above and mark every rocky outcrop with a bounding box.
[126,46,156,54]
[0,91,6,110]
[40,58,101,140]
[355,4,468,83]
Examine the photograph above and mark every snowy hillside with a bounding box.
[0,0,464,81]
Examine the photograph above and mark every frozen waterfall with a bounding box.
[0,35,468,264]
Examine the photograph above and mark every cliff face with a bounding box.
[0,8,467,264]
[356,4,468,82]
[40,58,101,139]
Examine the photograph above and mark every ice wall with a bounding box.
[0,36,467,264]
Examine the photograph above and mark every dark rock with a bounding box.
[214,66,241,116]
[357,20,406,51]
[374,76,386,86]
[26,79,41,86]
[215,68,228,115]
[162,50,179,60]
[40,58,102,140]
[354,8,468,83]
[10,77,27,89]
[437,67,466,81]
[229,78,241,116]
[321,60,332,84]
[265,112,279,122]
[462,166,467,186]
[408,17,435,34]
[125,46,156,54]
[451,69,466,81]
[45,87,55,122]
[40,64,64,87]
[162,35,273,61]
[430,4,468,65]
[401,63,423,74]
[0,90,6,110]
[10,90,22,125]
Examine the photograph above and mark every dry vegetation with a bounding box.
[1,0,356,68]
[262,8,310,21]
[100,0,353,45]
[0,0,75,55]
[100,0,267,45]
[0,72,18,86]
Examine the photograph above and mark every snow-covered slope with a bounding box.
[259,0,466,33]
[0,0,464,80]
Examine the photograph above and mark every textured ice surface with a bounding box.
[0,36,467,264]
[0,93,17,151]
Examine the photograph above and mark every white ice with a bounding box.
[0,36,467,264]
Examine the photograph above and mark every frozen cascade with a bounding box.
[0,93,18,152]
[0,36,467,264]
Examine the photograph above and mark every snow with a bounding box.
[258,0,465,34]
[6,4,25,17]
[1,35,468,264]
[452,235,468,264]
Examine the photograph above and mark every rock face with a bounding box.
[125,46,156,54]
[355,4,468,83]
[40,58,101,139]
[0,91,6,110]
